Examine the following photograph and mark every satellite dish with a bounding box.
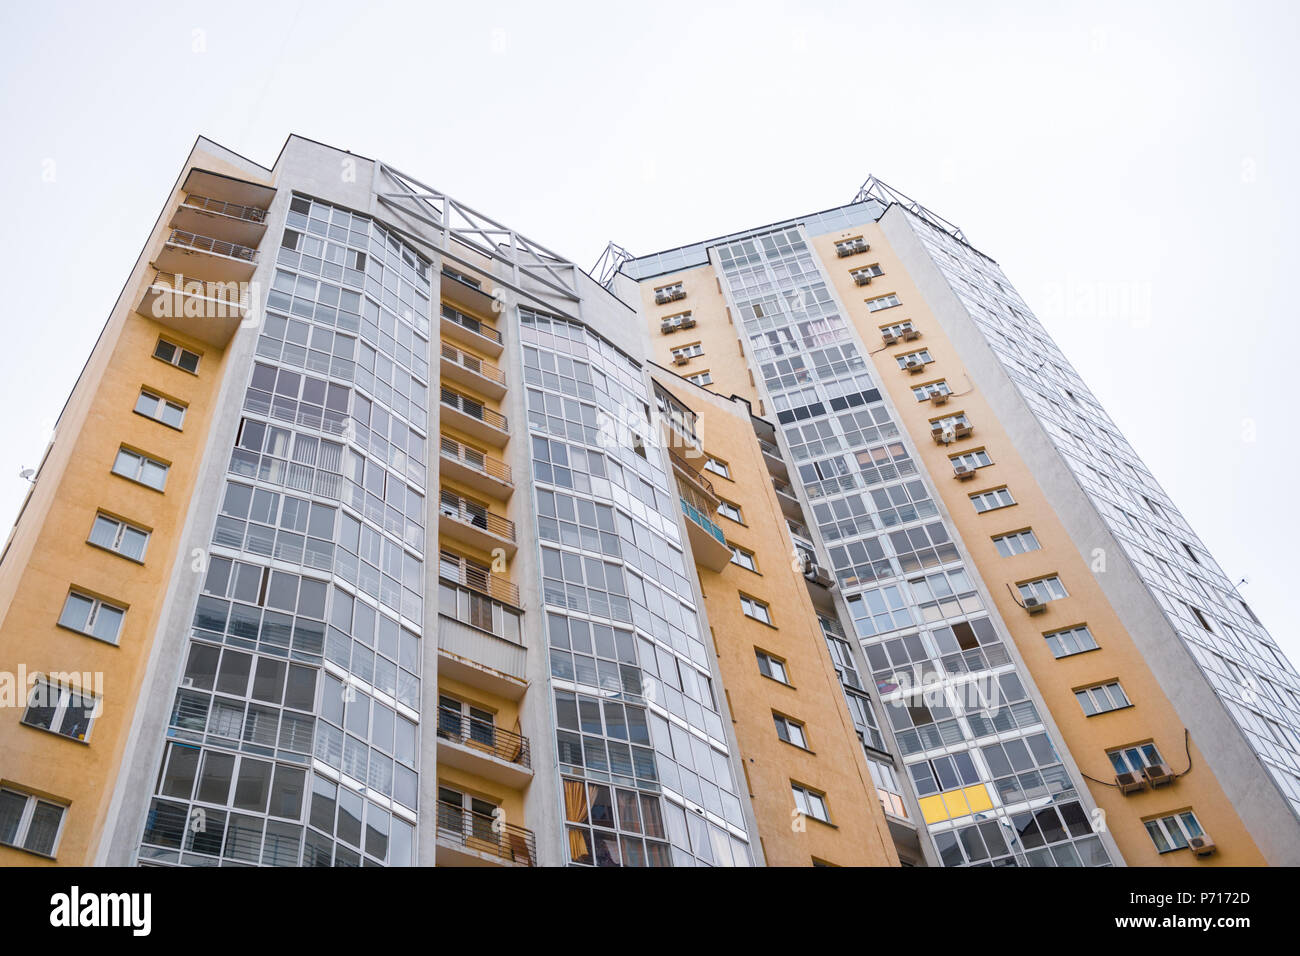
[19,468,35,481]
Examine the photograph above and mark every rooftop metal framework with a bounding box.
[852,174,970,245]
[590,240,636,291]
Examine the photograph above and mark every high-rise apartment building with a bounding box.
[1,135,1297,867]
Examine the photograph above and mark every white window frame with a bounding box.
[58,590,126,645]
[755,649,789,684]
[866,293,902,312]
[912,380,951,401]
[112,447,169,491]
[971,487,1015,513]
[773,713,808,749]
[741,595,772,625]
[792,783,831,823]
[154,338,200,373]
[1018,575,1068,604]
[1107,742,1164,776]
[88,513,150,562]
[21,678,98,743]
[951,450,992,472]
[851,263,884,280]
[1075,681,1131,716]
[670,342,704,360]
[730,544,757,572]
[717,499,743,523]
[992,528,1040,557]
[1144,811,1204,853]
[686,371,713,387]
[703,457,730,479]
[135,388,186,430]
[896,350,932,369]
[0,788,67,858]
[1044,624,1098,658]
[880,320,915,337]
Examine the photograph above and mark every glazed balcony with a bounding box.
[677,476,732,573]
[440,387,509,447]
[439,435,513,499]
[440,303,503,358]
[436,709,533,788]
[439,489,517,556]
[435,803,536,867]
[441,342,506,399]
[155,228,258,284]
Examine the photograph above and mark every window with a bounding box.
[835,237,869,257]
[655,282,685,300]
[21,678,97,742]
[792,783,830,823]
[895,350,932,369]
[670,342,704,361]
[773,713,808,748]
[970,487,1015,513]
[755,649,789,684]
[912,380,951,401]
[686,371,713,387]
[0,788,67,857]
[866,293,902,312]
[1018,575,1068,604]
[740,595,772,625]
[908,752,982,796]
[880,320,916,339]
[1144,811,1205,853]
[703,457,730,479]
[951,450,992,472]
[851,263,884,281]
[134,389,186,429]
[1075,681,1131,716]
[993,529,1040,557]
[88,513,149,561]
[58,591,125,644]
[1108,742,1165,776]
[730,544,758,572]
[112,447,169,491]
[717,499,743,523]
[1044,624,1099,659]
[868,760,908,819]
[154,338,200,373]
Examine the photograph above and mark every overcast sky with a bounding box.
[2,0,1296,662]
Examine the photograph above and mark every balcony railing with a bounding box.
[166,229,257,263]
[439,490,516,542]
[436,802,536,866]
[150,271,246,311]
[441,304,502,344]
[668,445,716,501]
[436,709,531,769]
[680,497,727,548]
[182,193,268,224]
[441,389,509,432]
[758,438,782,459]
[440,436,512,485]
[441,342,506,385]
[440,553,520,605]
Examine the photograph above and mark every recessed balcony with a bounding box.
[440,388,509,447]
[155,229,258,284]
[436,709,532,789]
[171,193,268,248]
[441,268,500,321]
[772,478,805,521]
[441,342,506,399]
[439,489,517,556]
[136,270,249,347]
[440,303,503,358]
[439,436,513,499]
[757,436,789,479]
[181,167,276,210]
[435,803,536,867]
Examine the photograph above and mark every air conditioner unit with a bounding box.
[1023,595,1047,614]
[954,463,975,480]
[882,331,899,344]
[674,354,690,365]
[931,391,950,405]
[905,358,923,372]
[655,291,672,305]
[854,272,872,286]
[1142,763,1176,788]
[660,321,677,334]
[1189,834,1217,858]
[805,564,834,588]
[671,288,687,301]
[902,328,920,341]
[680,316,697,329]
[837,245,854,258]
[954,422,972,438]
[1115,771,1146,795]
[852,240,869,253]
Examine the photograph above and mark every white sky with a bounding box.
[2,0,1296,662]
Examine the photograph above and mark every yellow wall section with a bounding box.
[654,375,898,867]
[814,225,1265,866]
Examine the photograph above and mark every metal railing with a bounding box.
[758,438,782,459]
[668,445,716,501]
[441,389,508,432]
[150,271,245,309]
[436,709,531,769]
[440,436,512,486]
[439,552,520,605]
[436,803,536,866]
[439,490,515,542]
[441,304,502,344]
[182,193,268,224]
[680,497,727,547]
[441,342,506,385]
[166,229,257,263]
